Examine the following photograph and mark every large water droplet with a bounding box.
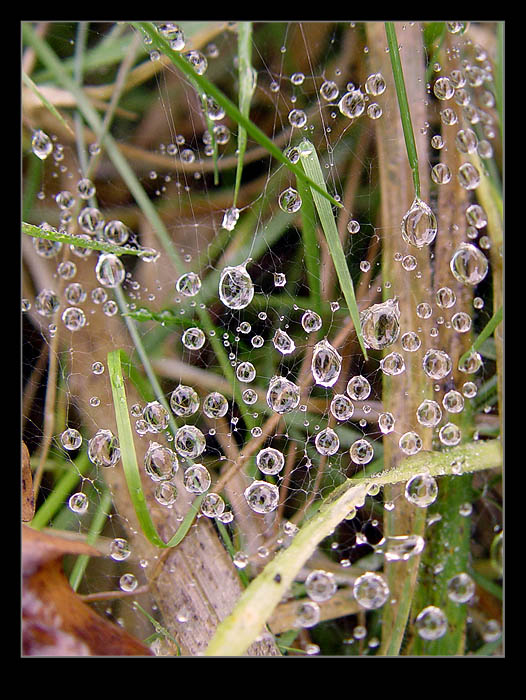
[353,572,389,610]
[360,298,400,350]
[87,429,120,467]
[244,480,279,513]
[143,401,170,433]
[449,243,488,286]
[256,447,285,475]
[144,441,179,481]
[170,385,200,417]
[202,392,229,418]
[273,329,296,355]
[174,425,206,459]
[60,428,82,451]
[401,197,438,248]
[330,394,354,421]
[416,399,442,427]
[311,339,342,388]
[181,327,206,350]
[405,473,438,507]
[95,253,125,288]
[31,130,53,160]
[266,376,301,414]
[422,348,452,380]
[447,572,475,603]
[415,606,448,640]
[175,271,201,297]
[346,375,371,401]
[301,309,322,333]
[183,464,211,494]
[377,534,425,562]
[339,89,366,118]
[314,427,340,456]
[305,570,337,602]
[278,186,302,213]
[219,263,254,309]
[349,438,374,464]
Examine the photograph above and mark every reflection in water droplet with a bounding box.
[314,427,340,456]
[353,572,389,609]
[278,187,302,213]
[415,606,448,640]
[244,480,279,513]
[174,425,206,458]
[422,348,452,380]
[330,394,354,421]
[301,309,322,333]
[450,243,488,286]
[311,339,342,388]
[87,429,120,467]
[219,263,254,309]
[183,464,211,494]
[405,473,438,507]
[347,375,371,401]
[360,298,400,350]
[273,329,296,355]
[305,570,337,602]
[202,392,229,418]
[401,198,437,248]
[176,271,201,297]
[256,447,285,475]
[170,385,200,417]
[95,253,125,288]
[144,441,179,481]
[182,327,206,350]
[266,376,301,414]
[377,534,425,562]
[447,572,475,603]
[69,492,89,514]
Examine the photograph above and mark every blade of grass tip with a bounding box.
[22,221,146,257]
[385,22,421,200]
[233,21,255,208]
[69,485,113,592]
[22,70,75,136]
[458,305,502,369]
[297,138,368,360]
[132,22,342,210]
[205,439,502,656]
[107,348,204,549]
[295,172,322,315]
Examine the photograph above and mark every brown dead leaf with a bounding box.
[22,442,34,522]
[22,525,154,656]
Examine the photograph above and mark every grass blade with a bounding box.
[205,439,502,655]
[22,221,146,257]
[22,70,75,136]
[107,349,202,549]
[295,171,322,314]
[459,305,503,369]
[132,22,342,210]
[297,138,368,359]
[385,22,421,199]
[233,22,255,207]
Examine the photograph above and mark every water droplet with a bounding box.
[339,89,366,118]
[347,375,371,401]
[305,570,337,602]
[95,253,125,288]
[31,130,53,159]
[439,422,462,446]
[365,72,386,96]
[301,309,322,333]
[295,600,320,628]
[455,128,478,154]
[457,162,481,190]
[442,389,465,413]
[482,619,502,643]
[181,327,206,350]
[143,401,170,433]
[60,428,82,451]
[380,351,406,376]
[175,271,201,297]
[349,439,374,465]
[433,76,455,100]
[458,350,483,374]
[314,427,340,456]
[104,220,130,246]
[347,219,361,234]
[311,339,342,388]
[174,425,206,459]
[109,537,131,561]
[360,298,400,350]
[330,394,354,421]
[35,289,60,317]
[414,606,450,644]
[236,361,256,383]
[219,263,254,309]
[273,329,296,355]
[401,198,438,248]
[447,573,475,603]
[288,109,307,128]
[244,480,279,513]
[378,412,396,434]
[320,80,339,101]
[377,534,425,562]
[431,162,452,184]
[399,431,423,455]
[68,492,88,514]
[353,572,389,610]
[256,447,285,475]
[405,473,438,507]
[62,306,86,331]
[155,481,178,506]
[416,399,442,427]
[119,573,138,592]
[450,243,488,286]
[266,376,301,414]
[183,464,211,494]
[170,385,200,417]
[185,49,207,74]
[401,331,421,352]
[423,348,452,380]
[144,441,179,481]
[278,186,302,213]
[87,429,120,467]
[221,207,240,231]
[157,22,185,50]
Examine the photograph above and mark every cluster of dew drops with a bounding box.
[24,20,501,647]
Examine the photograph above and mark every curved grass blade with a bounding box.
[107,348,203,549]
[132,22,342,210]
[297,138,368,359]
[385,22,421,199]
[233,21,255,207]
[205,439,502,656]
[22,221,146,257]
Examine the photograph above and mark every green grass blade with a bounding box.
[458,305,503,369]
[295,171,322,314]
[233,22,255,207]
[385,22,421,199]
[132,22,342,210]
[297,138,368,360]
[107,348,202,549]
[205,439,502,656]
[22,221,146,257]
[22,70,75,136]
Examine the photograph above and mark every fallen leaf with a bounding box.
[22,525,154,656]
[22,442,34,522]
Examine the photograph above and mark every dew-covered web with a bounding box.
[22,21,502,655]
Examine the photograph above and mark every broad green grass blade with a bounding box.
[205,439,501,656]
[297,138,368,359]
[107,349,203,548]
[385,22,421,199]
[22,71,75,136]
[295,171,322,314]
[233,22,255,207]
[22,221,146,257]
[132,22,342,210]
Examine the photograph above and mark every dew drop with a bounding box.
[422,348,452,380]
[60,428,82,451]
[87,429,120,467]
[273,329,296,355]
[347,375,371,401]
[447,572,475,603]
[314,427,340,456]
[360,298,400,350]
[31,130,53,160]
[244,480,279,513]
[95,253,125,288]
[175,271,201,297]
[405,473,438,507]
[401,198,438,248]
[330,394,354,421]
[219,263,254,309]
[170,385,200,417]
[266,376,301,414]
[305,570,337,602]
[144,441,179,482]
[311,339,342,388]
[301,309,322,333]
[256,447,285,475]
[353,572,389,610]
[143,401,170,433]
[349,438,374,465]
[450,243,488,286]
[174,425,206,459]
[339,89,366,119]
[377,534,425,562]
[278,186,302,213]
[109,538,131,561]
[181,327,206,350]
[183,464,211,494]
